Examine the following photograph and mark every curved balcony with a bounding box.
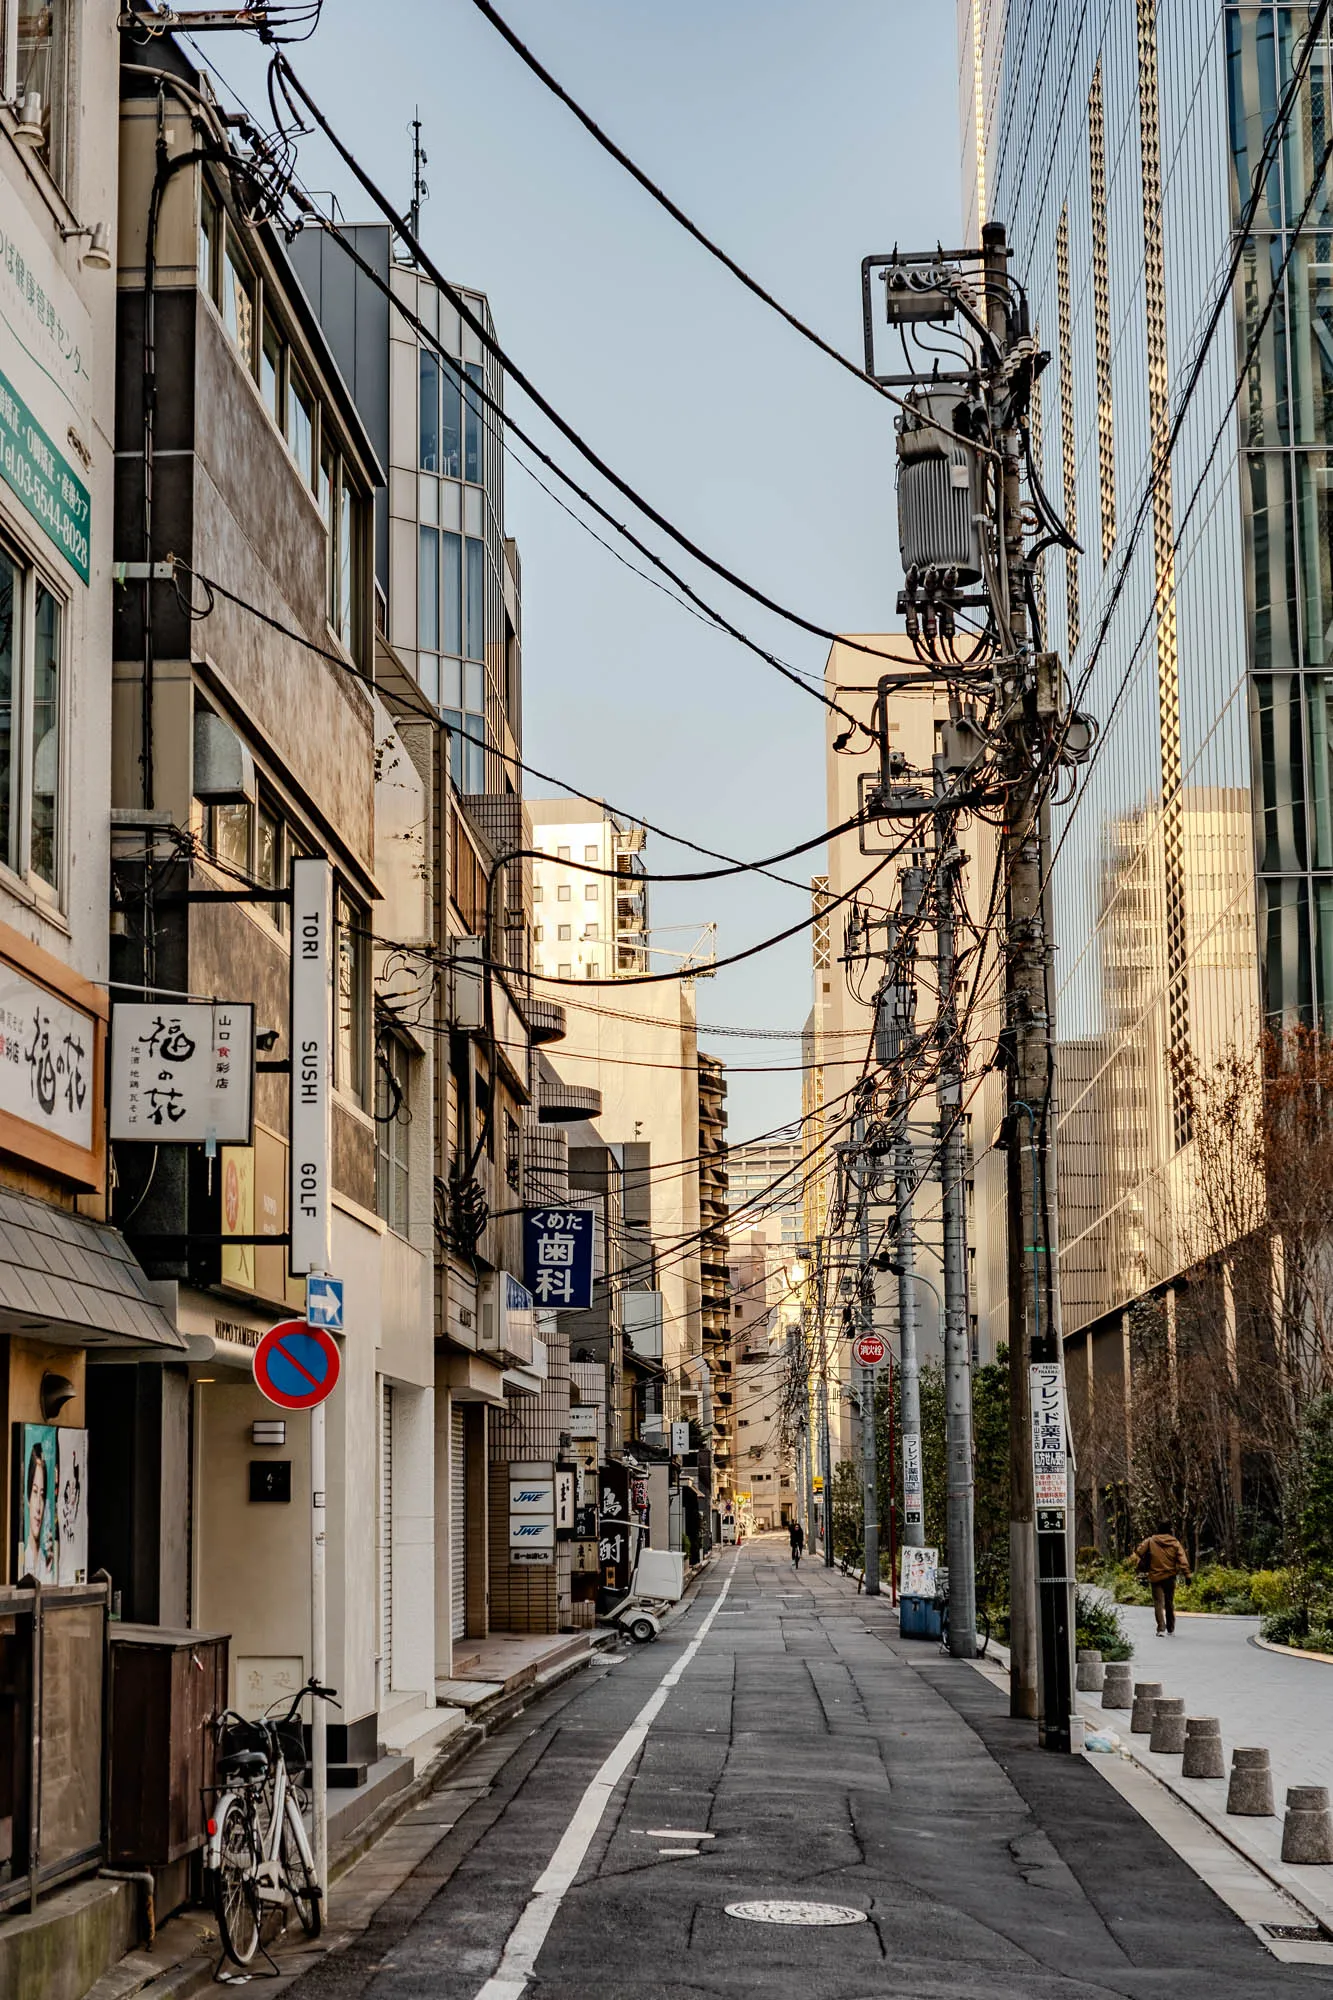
[536,1076,603,1124]
[528,997,567,1045]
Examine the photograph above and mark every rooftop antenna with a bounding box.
[409,109,429,242]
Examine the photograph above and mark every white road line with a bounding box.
[472,1564,734,2000]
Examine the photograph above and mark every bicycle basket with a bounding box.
[217,1717,268,1764]
[276,1723,307,1776]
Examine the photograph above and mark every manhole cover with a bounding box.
[725,1901,867,1927]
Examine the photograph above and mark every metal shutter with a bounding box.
[379,1383,393,1701]
[450,1404,467,1642]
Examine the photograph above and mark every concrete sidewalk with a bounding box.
[1079,1603,1333,1932]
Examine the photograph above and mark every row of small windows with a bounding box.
[533,882,600,902]
[534,924,600,942]
[199,186,363,661]
[533,962,601,979]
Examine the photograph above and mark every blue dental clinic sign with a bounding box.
[522,1206,594,1311]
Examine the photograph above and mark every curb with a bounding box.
[1251,1634,1333,1666]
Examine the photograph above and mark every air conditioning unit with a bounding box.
[193,709,256,806]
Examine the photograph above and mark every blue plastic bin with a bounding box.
[898,1593,943,1639]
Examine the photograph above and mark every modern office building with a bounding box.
[728,1140,804,1250]
[957,4,1333,1539]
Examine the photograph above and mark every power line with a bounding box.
[270,54,960,690]
[461,0,1000,459]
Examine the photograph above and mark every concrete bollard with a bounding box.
[1101,1661,1133,1709]
[1282,1786,1333,1864]
[1227,1746,1276,1817]
[1149,1696,1187,1755]
[1181,1717,1225,1779]
[1130,1681,1165,1734]
[1075,1649,1105,1693]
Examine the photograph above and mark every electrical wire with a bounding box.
[458,0,1000,460]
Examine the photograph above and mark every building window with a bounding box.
[336,889,369,1107]
[557,924,571,942]
[287,365,315,488]
[533,885,544,904]
[0,552,62,893]
[557,846,571,861]
[222,226,256,373]
[255,789,289,933]
[504,1111,521,1191]
[10,0,68,189]
[375,1031,411,1236]
[557,883,571,902]
[583,922,598,940]
[585,961,599,977]
[533,924,544,942]
[441,358,462,478]
[584,882,598,900]
[465,538,484,661]
[419,525,439,651]
[419,348,439,472]
[442,530,462,657]
[558,963,571,978]
[199,184,220,297]
[584,844,598,862]
[261,313,284,425]
[206,800,251,876]
[464,363,484,482]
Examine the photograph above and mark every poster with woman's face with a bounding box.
[56,1428,87,1584]
[13,1423,57,1583]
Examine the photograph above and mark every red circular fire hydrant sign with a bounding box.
[852,1333,887,1368]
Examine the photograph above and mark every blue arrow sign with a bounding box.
[306,1277,344,1330]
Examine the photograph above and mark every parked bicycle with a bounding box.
[204,1675,339,1966]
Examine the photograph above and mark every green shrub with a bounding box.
[1076,1546,1101,1582]
[1177,1565,1256,1614]
[1261,1604,1308,1646]
[1107,1557,1151,1605]
[1075,1588,1133,1661]
[1249,1568,1294,1616]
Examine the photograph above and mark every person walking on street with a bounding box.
[1135,1521,1191,1636]
[789,1519,804,1568]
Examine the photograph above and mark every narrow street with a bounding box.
[263,1541,1333,2000]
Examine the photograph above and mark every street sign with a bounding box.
[523,1205,595,1309]
[253,1318,341,1411]
[852,1332,886,1368]
[670,1420,691,1456]
[306,1276,344,1330]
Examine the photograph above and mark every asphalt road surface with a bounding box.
[282,1538,1333,1999]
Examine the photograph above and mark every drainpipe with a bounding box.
[100,1869,156,1947]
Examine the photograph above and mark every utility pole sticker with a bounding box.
[1029,1362,1068,1509]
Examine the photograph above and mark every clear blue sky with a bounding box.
[223,1,961,1137]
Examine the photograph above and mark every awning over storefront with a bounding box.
[0,1190,185,1349]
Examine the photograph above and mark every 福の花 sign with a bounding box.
[0,960,96,1152]
[109,1003,254,1145]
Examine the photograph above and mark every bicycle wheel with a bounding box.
[281,1794,322,1938]
[212,1799,261,1966]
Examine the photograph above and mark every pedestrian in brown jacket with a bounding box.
[1135,1522,1191,1636]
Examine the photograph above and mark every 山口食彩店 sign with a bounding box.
[109,1002,254,1144]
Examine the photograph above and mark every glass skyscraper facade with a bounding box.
[959,2,1333,1337]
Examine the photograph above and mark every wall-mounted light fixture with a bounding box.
[60,220,110,270]
[252,1419,286,1447]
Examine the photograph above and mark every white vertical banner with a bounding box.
[290,856,333,1277]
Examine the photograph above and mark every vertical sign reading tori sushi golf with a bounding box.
[290,857,333,1278]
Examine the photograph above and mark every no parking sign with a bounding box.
[253,1318,341,1410]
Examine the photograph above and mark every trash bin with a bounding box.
[898,1593,943,1639]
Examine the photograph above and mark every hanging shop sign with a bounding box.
[289,859,333,1277]
[109,1002,253,1145]
[1029,1361,1068,1510]
[0,960,97,1153]
[12,1422,87,1584]
[598,1461,633,1593]
[509,1461,555,1565]
[522,1206,595,1310]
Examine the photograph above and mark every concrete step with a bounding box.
[378,1688,425,1735]
[327,1752,414,1850]
[379,1699,468,1776]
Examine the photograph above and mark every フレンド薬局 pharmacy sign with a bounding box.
[0,204,93,583]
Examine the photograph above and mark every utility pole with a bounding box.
[815,1236,834,1566]
[875,874,924,1552]
[934,771,977,1657]
[983,219,1074,1746]
[852,1104,880,1595]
